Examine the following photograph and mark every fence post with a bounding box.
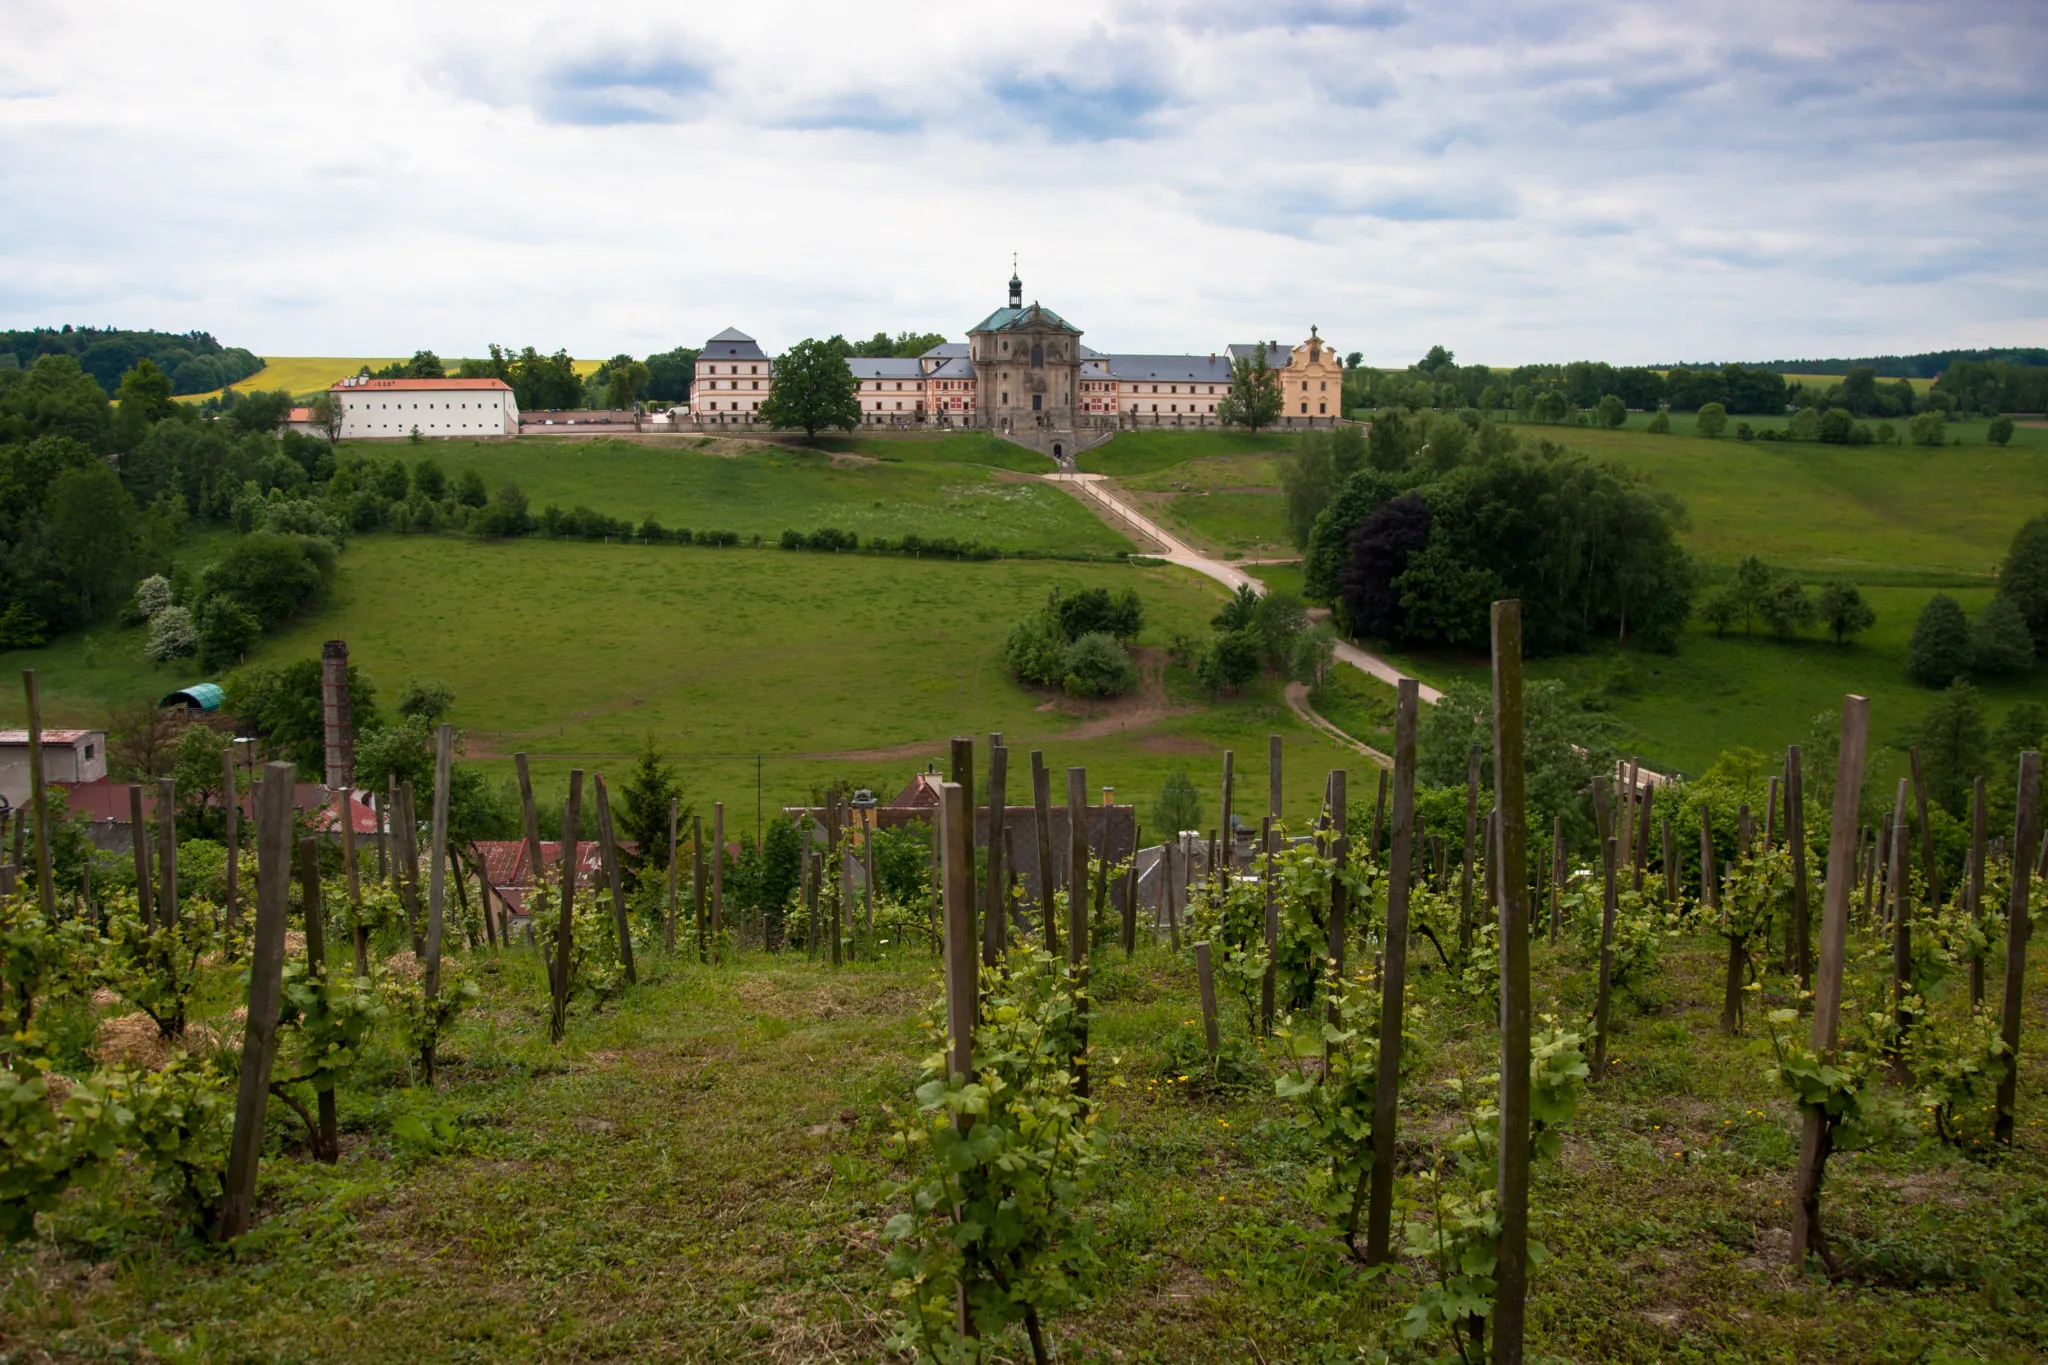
[296,835,339,1162]
[129,784,155,929]
[1324,769,1348,1071]
[1066,766,1092,1097]
[983,741,1008,965]
[711,802,725,961]
[1969,777,1988,1011]
[1367,678,1419,1263]
[937,779,978,1342]
[1489,600,1531,1365]
[1220,750,1235,874]
[426,724,452,1013]
[1594,837,1619,1077]
[1787,746,1810,990]
[1889,779,1911,1043]
[1909,747,1941,911]
[551,772,582,1044]
[593,773,637,985]
[22,672,53,921]
[1793,696,1869,1264]
[1995,751,2041,1144]
[218,761,295,1240]
[156,777,178,927]
[692,814,706,960]
[1460,744,1480,953]
[222,750,240,937]
[1032,751,1056,951]
[1195,941,1219,1059]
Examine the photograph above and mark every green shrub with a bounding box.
[1061,631,1137,697]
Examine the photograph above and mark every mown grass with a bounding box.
[10,908,2046,1363]
[0,535,1361,830]
[358,436,1122,555]
[1078,430,1299,478]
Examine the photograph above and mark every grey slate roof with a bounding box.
[919,342,970,360]
[1105,354,1235,382]
[927,356,977,379]
[704,327,768,361]
[845,357,926,380]
[1226,342,1291,368]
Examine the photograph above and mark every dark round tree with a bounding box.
[1337,492,1431,640]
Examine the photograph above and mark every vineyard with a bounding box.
[2,614,2047,1364]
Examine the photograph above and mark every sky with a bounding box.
[2,0,2044,367]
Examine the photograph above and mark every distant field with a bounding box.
[177,355,603,402]
[1497,421,2048,576]
[1078,429,1298,478]
[0,535,1356,832]
[353,435,1126,555]
[1371,582,2043,780]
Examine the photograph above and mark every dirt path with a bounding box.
[1286,682,1391,768]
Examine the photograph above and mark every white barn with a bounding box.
[328,376,519,439]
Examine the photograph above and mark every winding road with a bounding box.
[1045,471,1444,705]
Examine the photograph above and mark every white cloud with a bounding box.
[0,0,2041,365]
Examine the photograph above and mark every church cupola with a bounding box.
[1008,265,1022,308]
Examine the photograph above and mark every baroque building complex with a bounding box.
[688,272,1342,454]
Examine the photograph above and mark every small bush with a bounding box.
[1062,632,1138,698]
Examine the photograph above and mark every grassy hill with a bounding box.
[0,533,1357,832]
[390,435,1122,555]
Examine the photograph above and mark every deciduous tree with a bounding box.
[1906,593,1973,688]
[1218,347,1283,432]
[760,338,860,439]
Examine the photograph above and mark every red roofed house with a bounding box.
[328,374,519,440]
[472,840,608,916]
[0,729,106,809]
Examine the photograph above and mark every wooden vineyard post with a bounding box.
[1032,751,1056,951]
[397,783,424,953]
[219,761,295,1240]
[22,672,53,920]
[983,741,1008,966]
[425,724,453,1031]
[1889,778,1911,1043]
[1594,836,1619,1076]
[664,798,679,953]
[936,779,978,1343]
[1164,839,1180,952]
[1323,769,1348,1071]
[1371,767,1388,865]
[1995,751,2041,1144]
[472,844,498,949]
[1633,781,1654,896]
[1259,815,1277,1031]
[1490,600,1533,1365]
[1220,750,1235,874]
[692,815,707,960]
[1787,746,1810,991]
[1660,818,1675,914]
[865,813,878,943]
[1909,747,1941,910]
[1460,743,1480,953]
[1793,696,1869,1268]
[1548,816,1564,944]
[1092,815,1110,957]
[514,751,545,898]
[296,836,339,1162]
[156,777,178,926]
[1367,677,1420,1264]
[1700,807,1717,917]
[949,736,976,935]
[1969,777,1988,1010]
[1066,766,1091,1099]
[550,772,583,1044]
[129,785,154,927]
[337,777,360,949]
[593,774,637,985]
[222,749,240,936]
[711,802,725,961]
[1195,940,1220,1060]
[1121,820,1140,954]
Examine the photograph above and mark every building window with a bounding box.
[1031,342,1043,367]
[1032,394,1041,411]
[1301,402,1309,414]
[1320,381,1327,391]
[1319,402,1327,414]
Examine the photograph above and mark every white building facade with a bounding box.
[685,273,1344,431]
[328,376,519,439]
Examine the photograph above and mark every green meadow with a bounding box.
[395,434,1123,555]
[1,534,1357,833]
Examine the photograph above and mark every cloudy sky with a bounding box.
[2,0,2043,366]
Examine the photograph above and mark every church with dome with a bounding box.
[687,270,1344,455]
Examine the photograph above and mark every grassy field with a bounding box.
[1496,422,2048,577]
[368,435,1122,554]
[1078,429,1298,478]
[177,356,604,402]
[1122,452,1292,558]
[10,918,2046,1362]
[0,535,1359,833]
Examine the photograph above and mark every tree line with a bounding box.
[1,326,263,398]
